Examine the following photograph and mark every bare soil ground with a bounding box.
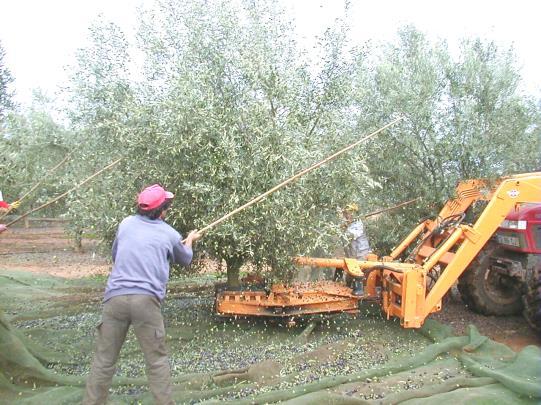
[0,226,110,278]
[1,226,539,351]
[432,296,540,351]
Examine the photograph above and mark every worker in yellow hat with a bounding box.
[335,203,372,289]
[344,203,359,215]
[342,203,370,259]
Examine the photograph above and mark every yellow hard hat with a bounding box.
[344,203,359,212]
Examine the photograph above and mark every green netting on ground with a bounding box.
[0,270,540,404]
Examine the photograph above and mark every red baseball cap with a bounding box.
[137,184,174,211]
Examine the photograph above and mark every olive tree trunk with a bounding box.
[225,257,243,289]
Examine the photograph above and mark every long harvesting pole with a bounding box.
[363,197,420,219]
[5,158,122,228]
[196,117,403,236]
[0,153,73,220]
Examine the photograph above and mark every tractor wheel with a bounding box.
[458,242,523,315]
[523,261,541,334]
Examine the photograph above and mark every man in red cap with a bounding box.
[84,184,201,405]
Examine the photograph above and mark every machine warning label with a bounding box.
[507,189,519,198]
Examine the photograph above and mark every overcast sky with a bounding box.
[1,0,540,105]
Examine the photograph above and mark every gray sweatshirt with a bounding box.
[344,220,371,260]
[104,214,193,302]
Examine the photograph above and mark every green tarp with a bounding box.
[0,270,539,404]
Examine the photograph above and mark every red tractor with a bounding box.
[458,203,541,331]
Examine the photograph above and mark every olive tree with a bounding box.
[0,41,15,122]
[1,92,72,216]
[65,0,378,286]
[64,19,139,243]
[351,27,541,251]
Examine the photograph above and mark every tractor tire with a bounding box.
[458,242,523,316]
[523,261,541,334]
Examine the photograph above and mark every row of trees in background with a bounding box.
[1,0,540,286]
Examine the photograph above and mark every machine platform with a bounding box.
[215,281,362,317]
